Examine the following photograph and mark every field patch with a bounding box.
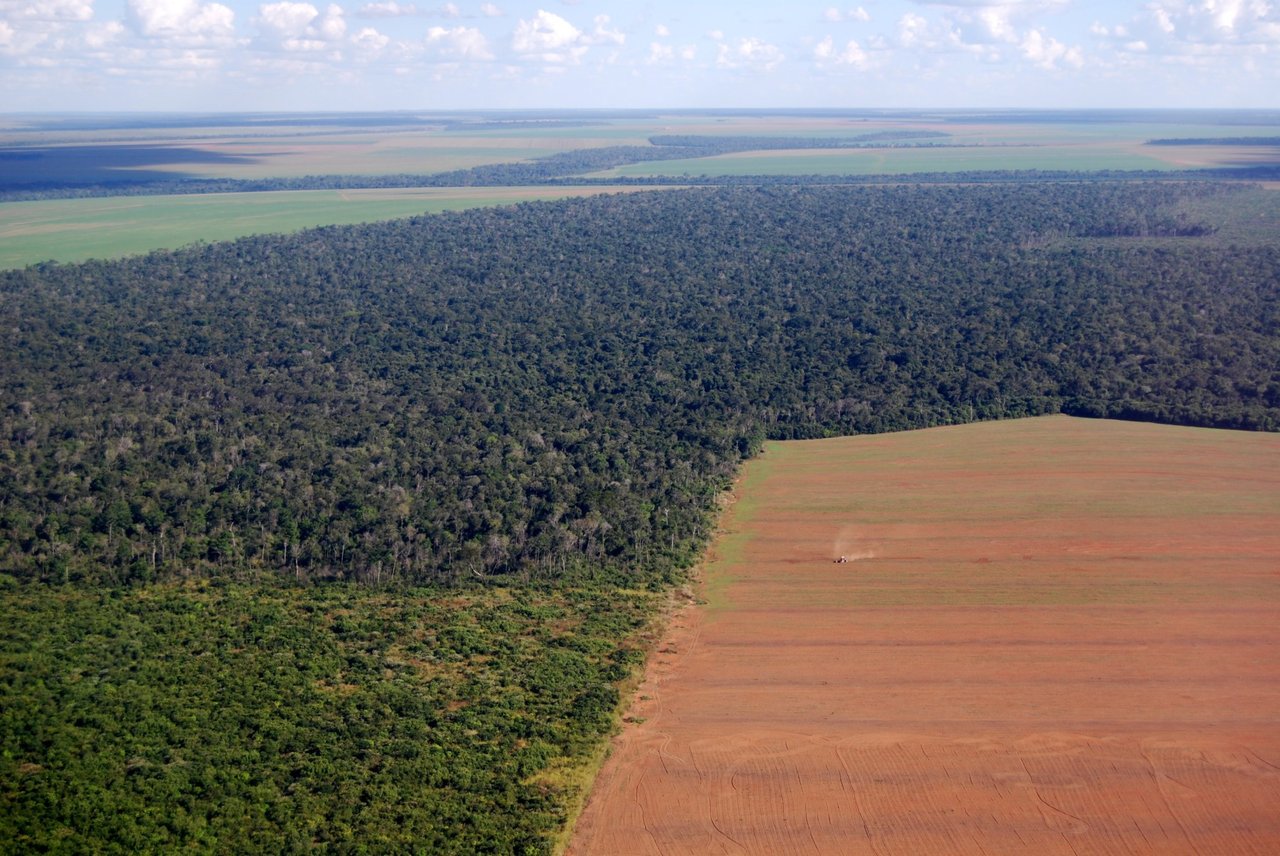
[0,185,666,268]
[570,415,1280,855]
[588,143,1181,178]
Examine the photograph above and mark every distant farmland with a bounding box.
[572,415,1280,855]
[4,110,1279,266]
[590,143,1181,178]
[0,186,664,268]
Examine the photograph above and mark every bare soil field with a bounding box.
[569,415,1280,855]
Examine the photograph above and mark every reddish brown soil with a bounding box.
[568,416,1280,855]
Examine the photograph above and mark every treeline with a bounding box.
[1147,136,1280,146]
[647,130,949,149]
[2,182,1278,588]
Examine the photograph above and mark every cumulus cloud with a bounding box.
[128,0,235,41]
[1019,27,1081,68]
[0,0,98,59]
[907,0,1068,8]
[824,7,869,23]
[654,23,668,37]
[716,36,783,71]
[897,3,1085,66]
[350,23,387,52]
[357,1,417,17]
[4,0,93,21]
[646,39,695,65]
[898,12,929,46]
[479,2,500,16]
[1147,0,1279,44]
[256,1,345,52]
[426,23,490,59]
[814,34,870,68]
[510,8,616,62]
[1092,0,1279,62]
[977,6,1017,41]
[511,8,579,60]
[584,13,622,45]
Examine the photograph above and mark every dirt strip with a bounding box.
[568,415,1280,855]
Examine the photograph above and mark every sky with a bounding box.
[1,0,1278,112]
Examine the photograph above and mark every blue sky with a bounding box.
[1,0,1278,111]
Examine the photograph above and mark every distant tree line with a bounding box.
[646,130,949,149]
[1147,137,1280,146]
[2,182,1277,588]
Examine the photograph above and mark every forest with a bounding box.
[2,179,1279,851]
[3,181,1278,589]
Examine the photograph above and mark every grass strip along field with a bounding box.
[570,415,1280,855]
[0,186,661,269]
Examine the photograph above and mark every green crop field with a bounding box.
[0,186,664,268]
[590,143,1183,178]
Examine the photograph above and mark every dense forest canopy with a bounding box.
[2,182,1278,590]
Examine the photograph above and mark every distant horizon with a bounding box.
[6,106,1280,119]
[2,2,1277,113]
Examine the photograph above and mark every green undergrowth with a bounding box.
[0,580,657,854]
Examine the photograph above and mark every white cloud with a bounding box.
[1020,27,1081,68]
[654,23,668,37]
[584,13,622,45]
[824,6,870,23]
[898,12,928,46]
[350,23,387,52]
[438,1,456,17]
[511,8,592,62]
[256,1,345,52]
[716,36,783,71]
[1175,0,1278,42]
[480,2,501,16]
[426,23,491,59]
[1093,0,1280,63]
[907,0,1068,8]
[644,40,694,65]
[814,34,869,68]
[128,0,235,41]
[978,7,1016,42]
[257,1,317,35]
[357,1,417,17]
[4,0,93,21]
[707,28,722,41]
[0,0,98,60]
[84,18,124,46]
[896,3,1090,67]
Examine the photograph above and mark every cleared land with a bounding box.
[590,144,1182,179]
[569,415,1280,855]
[0,185,663,268]
[5,111,1279,266]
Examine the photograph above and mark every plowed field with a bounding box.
[568,416,1280,855]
